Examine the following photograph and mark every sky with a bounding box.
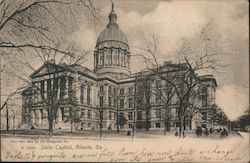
[70,0,249,121]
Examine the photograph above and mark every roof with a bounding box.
[95,2,129,50]
[199,75,217,86]
[96,27,128,48]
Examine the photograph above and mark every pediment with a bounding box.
[30,63,65,78]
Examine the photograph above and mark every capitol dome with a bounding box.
[96,26,129,50]
[95,3,129,51]
[94,2,131,79]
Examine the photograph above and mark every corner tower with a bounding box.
[94,2,131,79]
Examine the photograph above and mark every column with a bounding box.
[57,78,61,100]
[65,76,69,98]
[30,110,35,125]
[44,80,47,99]
[104,51,106,67]
[128,55,131,69]
[83,84,87,104]
[37,82,41,101]
[94,53,96,69]
[104,84,108,106]
[35,110,42,126]
[118,51,120,66]
[111,49,113,66]
[74,73,79,100]
[57,109,62,122]
[124,53,126,68]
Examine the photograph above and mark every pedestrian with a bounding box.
[205,127,209,136]
[209,128,213,134]
[183,131,186,138]
[175,131,178,137]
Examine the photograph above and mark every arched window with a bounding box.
[121,53,124,67]
[100,53,104,66]
[106,53,111,65]
[113,53,118,65]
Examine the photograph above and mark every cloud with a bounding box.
[68,23,97,51]
[216,85,249,121]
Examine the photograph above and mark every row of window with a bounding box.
[97,52,129,67]
[99,96,134,108]
[80,85,91,105]
[99,86,134,95]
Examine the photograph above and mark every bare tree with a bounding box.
[0,0,100,135]
[0,0,99,135]
[136,20,224,138]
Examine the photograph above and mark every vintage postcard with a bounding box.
[0,0,249,162]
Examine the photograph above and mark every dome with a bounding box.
[96,26,128,47]
[94,2,131,79]
[95,2,129,50]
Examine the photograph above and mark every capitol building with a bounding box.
[21,3,217,131]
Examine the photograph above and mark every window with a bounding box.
[137,111,142,120]
[108,97,112,107]
[100,54,104,66]
[121,54,125,67]
[201,87,208,107]
[129,98,133,108]
[114,113,117,120]
[120,99,124,108]
[106,53,111,65]
[34,91,38,102]
[120,88,124,95]
[176,107,179,114]
[53,78,58,90]
[87,110,91,119]
[113,53,118,65]
[88,123,91,127]
[68,77,74,99]
[129,124,133,128]
[202,124,207,128]
[100,85,104,92]
[137,99,142,106]
[47,79,51,91]
[60,77,66,99]
[202,96,207,107]
[155,80,161,103]
[156,93,161,103]
[113,88,117,95]
[100,96,104,107]
[108,86,112,94]
[80,85,84,104]
[109,112,112,120]
[128,87,133,94]
[202,112,207,121]
[40,81,45,98]
[25,107,29,113]
[155,123,161,128]
[114,99,117,107]
[81,110,85,117]
[155,110,161,118]
[128,112,133,120]
[96,54,99,68]
[68,77,73,90]
[87,86,91,105]
[138,86,144,95]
